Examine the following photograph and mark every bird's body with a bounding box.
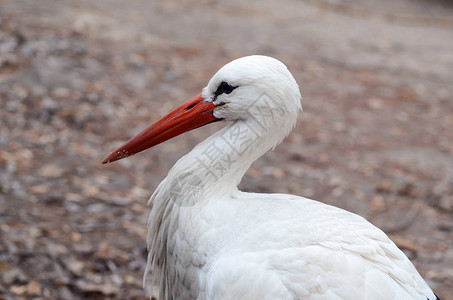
[103,56,439,299]
[149,191,435,299]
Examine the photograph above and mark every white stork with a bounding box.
[102,55,439,300]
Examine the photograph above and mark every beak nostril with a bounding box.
[185,100,202,111]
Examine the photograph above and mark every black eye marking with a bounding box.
[214,81,238,99]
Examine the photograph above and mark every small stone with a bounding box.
[10,285,27,296]
[59,286,75,300]
[53,244,68,255]
[39,163,65,178]
[74,279,119,295]
[30,184,50,194]
[82,185,100,197]
[111,273,123,286]
[96,241,109,259]
[51,87,71,98]
[70,232,82,242]
[439,195,453,211]
[41,97,60,112]
[26,280,42,295]
[87,203,106,214]
[370,195,386,212]
[131,203,143,214]
[124,274,135,285]
[375,180,392,194]
[111,196,132,206]
[12,83,29,100]
[66,259,84,276]
[368,98,383,110]
[66,192,83,202]
[2,268,28,285]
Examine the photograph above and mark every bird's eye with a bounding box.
[214,81,237,97]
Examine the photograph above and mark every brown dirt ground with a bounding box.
[1,0,452,299]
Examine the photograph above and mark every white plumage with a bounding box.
[104,56,438,300]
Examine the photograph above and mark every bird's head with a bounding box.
[102,55,301,164]
[204,55,301,122]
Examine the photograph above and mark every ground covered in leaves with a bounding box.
[1,0,453,299]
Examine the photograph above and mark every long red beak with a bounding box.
[102,93,222,164]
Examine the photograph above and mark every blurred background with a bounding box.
[1,0,452,299]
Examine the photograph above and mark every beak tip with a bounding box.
[101,155,112,164]
[101,150,131,164]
